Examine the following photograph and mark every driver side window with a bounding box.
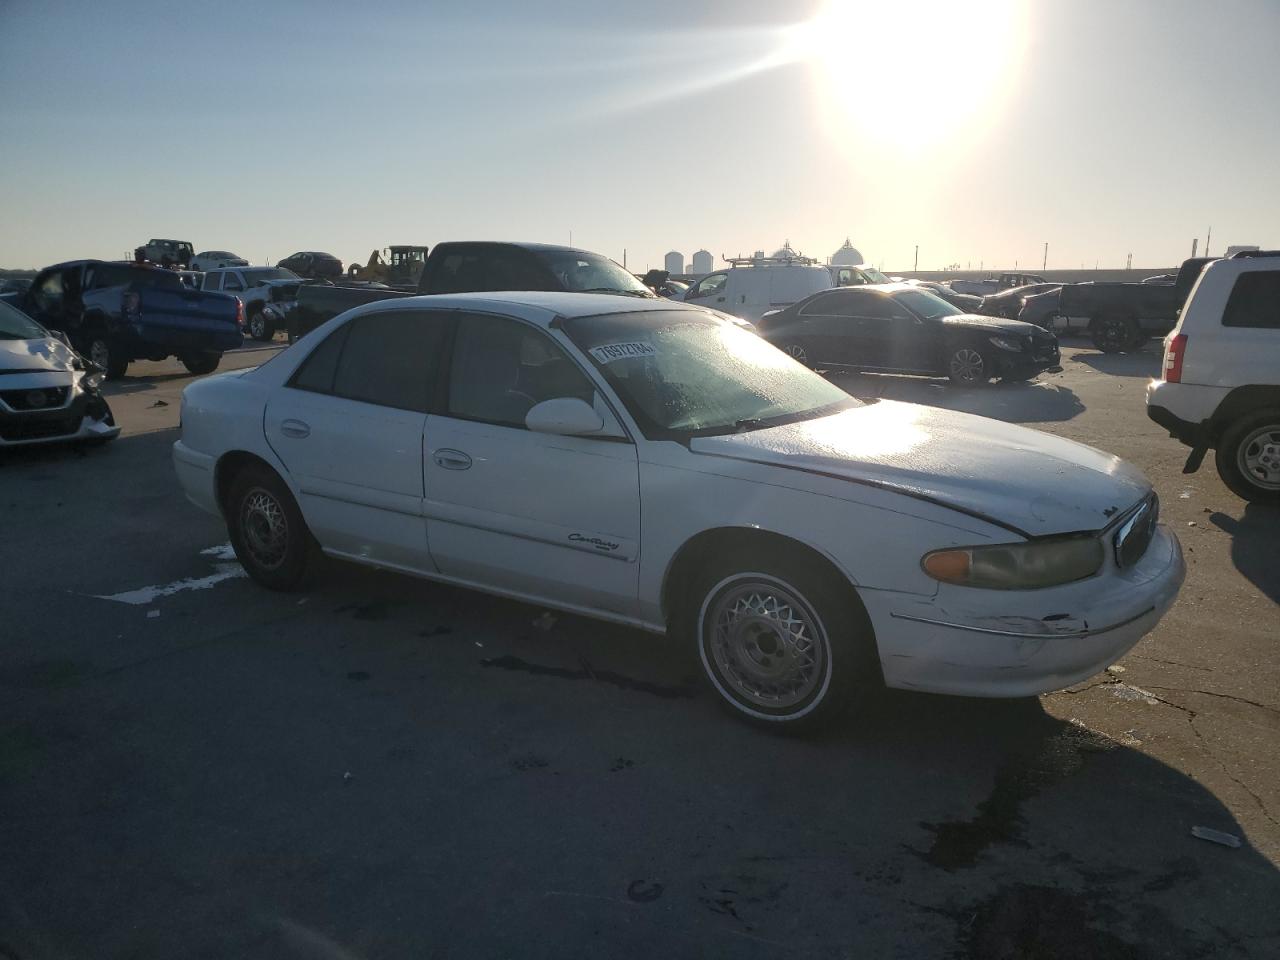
[447,313,595,428]
[687,272,727,300]
[223,272,245,292]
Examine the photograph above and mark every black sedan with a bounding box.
[910,280,983,313]
[757,285,1061,386]
[978,282,1062,320]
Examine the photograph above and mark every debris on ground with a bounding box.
[1191,826,1242,848]
[1105,664,1126,675]
[1187,521,1197,527]
[342,771,353,784]
[149,399,169,407]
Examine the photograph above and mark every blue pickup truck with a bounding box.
[2,260,244,379]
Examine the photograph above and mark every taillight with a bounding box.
[122,292,140,315]
[235,297,245,329]
[1164,333,1187,383]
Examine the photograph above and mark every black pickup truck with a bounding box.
[7,261,243,378]
[288,241,655,341]
[1049,257,1216,351]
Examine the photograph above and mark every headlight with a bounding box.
[988,336,1024,352]
[922,536,1104,590]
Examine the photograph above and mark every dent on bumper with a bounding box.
[863,525,1185,698]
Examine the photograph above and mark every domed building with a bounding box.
[830,238,864,266]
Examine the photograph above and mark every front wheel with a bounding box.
[947,346,992,386]
[1215,411,1280,503]
[690,555,877,730]
[86,334,129,380]
[181,351,222,375]
[247,309,273,341]
[226,464,320,590]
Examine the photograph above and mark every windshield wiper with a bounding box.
[579,287,653,298]
[733,417,767,433]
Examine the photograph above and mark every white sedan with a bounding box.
[174,292,1184,729]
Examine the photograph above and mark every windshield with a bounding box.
[894,289,963,320]
[564,309,857,440]
[0,300,50,340]
[538,250,655,297]
[243,268,299,286]
[859,266,890,283]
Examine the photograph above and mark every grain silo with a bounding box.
[664,251,684,275]
[691,249,713,275]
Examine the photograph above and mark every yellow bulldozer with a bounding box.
[347,245,428,287]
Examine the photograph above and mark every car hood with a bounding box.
[689,401,1149,536]
[0,335,77,374]
[939,314,1048,336]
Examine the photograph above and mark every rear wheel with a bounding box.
[226,464,320,590]
[947,346,992,386]
[181,351,222,375]
[689,551,877,731]
[1215,411,1280,503]
[1090,314,1138,352]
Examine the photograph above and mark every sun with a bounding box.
[784,0,1028,149]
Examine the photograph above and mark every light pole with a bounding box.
[1042,242,1048,271]
[913,245,918,271]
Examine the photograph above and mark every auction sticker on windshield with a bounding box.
[589,342,656,363]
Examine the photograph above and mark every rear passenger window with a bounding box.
[290,323,350,394]
[432,253,485,293]
[331,311,446,412]
[485,252,551,291]
[1223,272,1280,329]
[203,273,222,292]
[223,273,245,292]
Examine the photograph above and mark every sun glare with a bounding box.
[786,0,1027,149]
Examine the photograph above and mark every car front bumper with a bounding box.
[0,393,119,448]
[860,523,1185,697]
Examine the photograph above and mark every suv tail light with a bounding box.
[1164,333,1187,383]
[235,297,245,329]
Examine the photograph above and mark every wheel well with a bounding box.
[214,451,279,514]
[660,527,863,627]
[1212,386,1280,440]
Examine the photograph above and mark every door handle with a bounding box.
[433,448,472,470]
[280,419,310,439]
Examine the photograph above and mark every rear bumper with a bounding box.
[117,320,244,356]
[172,439,221,516]
[862,524,1184,697]
[1145,380,1225,449]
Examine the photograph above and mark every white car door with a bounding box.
[264,309,448,572]
[423,311,642,618]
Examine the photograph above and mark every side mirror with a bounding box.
[525,397,604,436]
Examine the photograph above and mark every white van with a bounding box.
[684,255,833,322]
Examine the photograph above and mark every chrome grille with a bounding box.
[1114,494,1159,568]
[0,386,70,411]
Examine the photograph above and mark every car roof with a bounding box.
[433,241,602,256]
[355,290,702,327]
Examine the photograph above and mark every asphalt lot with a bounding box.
[2,336,1278,959]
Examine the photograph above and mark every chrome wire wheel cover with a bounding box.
[949,347,985,382]
[89,339,110,369]
[1239,424,1280,491]
[240,487,289,569]
[704,577,828,712]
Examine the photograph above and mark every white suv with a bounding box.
[1147,252,1280,502]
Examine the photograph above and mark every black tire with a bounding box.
[947,345,993,386]
[1214,410,1280,504]
[246,308,273,342]
[1090,314,1138,353]
[782,341,811,367]
[85,334,129,380]
[181,352,222,375]
[688,547,878,731]
[225,464,320,590]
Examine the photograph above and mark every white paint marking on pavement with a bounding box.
[200,542,238,561]
[93,563,247,606]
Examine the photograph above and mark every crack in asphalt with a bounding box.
[1144,684,1280,718]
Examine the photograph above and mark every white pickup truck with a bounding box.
[1147,251,1280,502]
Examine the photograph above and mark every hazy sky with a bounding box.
[2,0,1277,272]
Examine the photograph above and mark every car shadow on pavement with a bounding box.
[828,371,1086,423]
[1209,505,1280,603]
[1070,348,1162,379]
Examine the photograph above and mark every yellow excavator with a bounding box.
[346,245,428,287]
